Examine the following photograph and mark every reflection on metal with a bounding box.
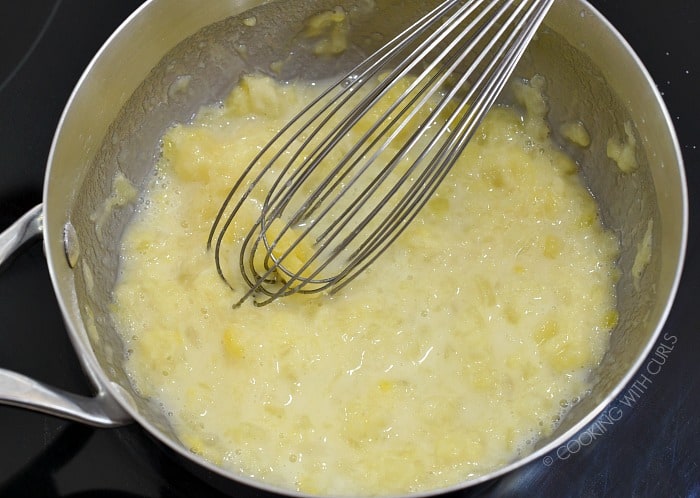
[0,0,63,95]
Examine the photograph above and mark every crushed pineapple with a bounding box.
[560,120,591,148]
[112,74,619,496]
[90,170,138,243]
[264,219,318,282]
[607,120,639,173]
[302,7,350,56]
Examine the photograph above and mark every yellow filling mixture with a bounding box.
[112,74,619,496]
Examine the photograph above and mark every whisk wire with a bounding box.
[216,0,480,300]
[208,0,471,297]
[290,3,501,237]
[208,0,463,249]
[209,0,555,306]
[319,1,529,263]
[281,0,550,292]
[247,0,510,286]
[258,0,491,228]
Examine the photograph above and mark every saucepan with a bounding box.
[0,0,687,496]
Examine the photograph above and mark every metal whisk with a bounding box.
[208,0,554,307]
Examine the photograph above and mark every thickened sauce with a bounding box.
[111,74,619,496]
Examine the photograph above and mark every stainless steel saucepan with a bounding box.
[0,0,687,496]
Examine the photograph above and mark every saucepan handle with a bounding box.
[0,204,131,427]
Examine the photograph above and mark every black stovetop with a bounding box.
[1,1,698,497]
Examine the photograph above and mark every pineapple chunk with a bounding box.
[303,7,350,56]
[425,195,450,217]
[544,338,592,373]
[264,219,317,282]
[602,309,619,330]
[132,328,185,376]
[222,328,246,360]
[559,120,591,148]
[534,319,559,344]
[303,7,346,37]
[543,234,563,259]
[225,74,288,117]
[607,120,638,173]
[163,126,220,183]
[179,432,223,465]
